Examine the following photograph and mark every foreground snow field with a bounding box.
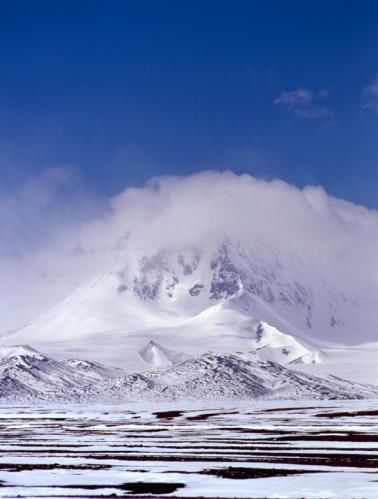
[0,400,377,498]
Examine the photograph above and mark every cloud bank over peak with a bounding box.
[1,169,378,332]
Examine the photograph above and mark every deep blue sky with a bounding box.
[0,1,377,206]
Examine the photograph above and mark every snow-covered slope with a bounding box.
[3,241,325,370]
[61,359,124,381]
[3,238,377,382]
[139,340,189,368]
[135,352,378,401]
[0,346,376,403]
[0,345,44,360]
[0,345,88,401]
[0,345,127,401]
[249,322,320,365]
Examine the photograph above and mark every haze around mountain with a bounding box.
[2,170,378,338]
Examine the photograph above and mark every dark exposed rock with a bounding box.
[189,284,204,296]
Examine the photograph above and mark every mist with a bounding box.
[1,169,378,333]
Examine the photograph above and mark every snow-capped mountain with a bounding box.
[2,241,322,367]
[0,345,130,402]
[2,238,378,382]
[139,340,189,368]
[0,345,94,401]
[0,345,376,403]
[135,352,378,401]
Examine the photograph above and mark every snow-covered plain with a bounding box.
[0,400,377,498]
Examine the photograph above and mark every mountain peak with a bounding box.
[2,237,375,382]
[0,344,44,360]
[139,340,189,369]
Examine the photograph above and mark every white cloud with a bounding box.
[295,106,334,119]
[274,87,334,120]
[274,88,314,108]
[362,78,378,114]
[364,80,378,97]
[1,170,378,333]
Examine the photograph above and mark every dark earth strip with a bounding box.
[200,466,324,479]
[315,409,378,418]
